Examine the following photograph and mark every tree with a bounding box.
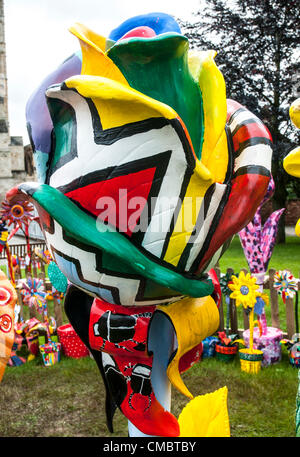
[179,0,300,242]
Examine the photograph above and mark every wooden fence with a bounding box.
[2,243,298,340]
[215,267,298,339]
[0,242,47,259]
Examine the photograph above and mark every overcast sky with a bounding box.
[4,0,201,145]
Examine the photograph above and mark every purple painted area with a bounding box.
[26,52,82,155]
[243,327,283,366]
[238,177,285,274]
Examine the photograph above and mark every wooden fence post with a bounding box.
[32,252,38,278]
[16,286,24,322]
[284,271,300,339]
[53,297,63,328]
[227,267,238,333]
[40,259,45,275]
[241,268,250,331]
[215,267,224,332]
[285,296,295,339]
[14,256,20,281]
[29,303,38,319]
[268,269,281,329]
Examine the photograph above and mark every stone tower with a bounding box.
[0,0,34,201]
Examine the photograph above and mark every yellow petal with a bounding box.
[64,75,177,130]
[69,22,128,84]
[235,299,242,307]
[231,275,239,285]
[283,146,300,178]
[178,386,230,437]
[187,50,228,183]
[229,291,239,299]
[240,271,246,281]
[296,218,300,237]
[157,295,219,399]
[289,98,300,129]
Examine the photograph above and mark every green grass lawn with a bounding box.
[0,236,299,438]
[0,350,298,437]
[219,234,300,276]
[0,264,49,279]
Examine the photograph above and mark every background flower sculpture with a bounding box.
[20,277,47,312]
[238,177,285,365]
[274,270,298,303]
[239,177,284,330]
[20,278,50,338]
[1,199,37,273]
[229,272,265,373]
[274,270,300,368]
[19,277,60,366]
[229,271,260,312]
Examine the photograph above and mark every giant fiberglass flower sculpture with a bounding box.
[6,13,273,437]
[7,17,272,303]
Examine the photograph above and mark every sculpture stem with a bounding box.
[249,308,255,352]
[128,310,175,437]
[253,272,267,335]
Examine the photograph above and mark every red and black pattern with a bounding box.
[101,352,179,437]
[89,299,155,356]
[195,99,272,274]
[89,298,179,436]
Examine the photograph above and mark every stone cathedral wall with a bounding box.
[0,0,35,202]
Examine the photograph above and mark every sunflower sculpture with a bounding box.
[229,271,265,374]
[228,271,260,313]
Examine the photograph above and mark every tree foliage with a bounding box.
[179,0,300,241]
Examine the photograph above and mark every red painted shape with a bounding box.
[179,343,203,374]
[227,98,273,142]
[227,99,244,121]
[89,299,155,357]
[65,167,156,236]
[5,185,19,202]
[118,26,156,41]
[88,298,179,437]
[208,268,222,308]
[196,173,270,273]
[232,123,273,151]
